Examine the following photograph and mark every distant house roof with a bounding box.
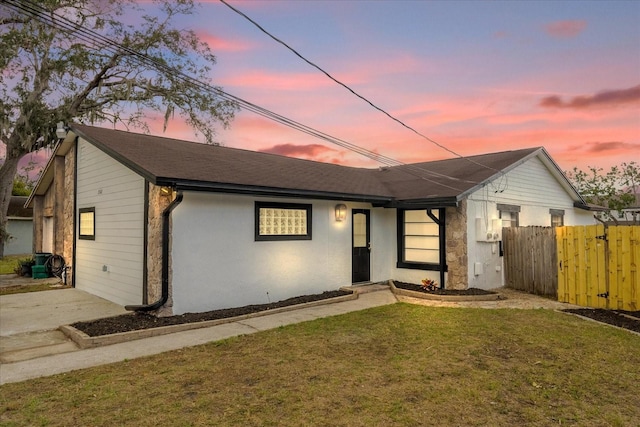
[9,196,32,218]
[28,123,587,209]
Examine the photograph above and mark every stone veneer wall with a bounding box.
[62,145,75,285]
[146,184,174,316]
[445,199,468,289]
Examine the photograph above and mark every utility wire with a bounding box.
[219,0,501,173]
[3,0,487,191]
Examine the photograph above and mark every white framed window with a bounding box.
[497,204,520,227]
[255,202,312,241]
[79,207,95,240]
[550,209,564,227]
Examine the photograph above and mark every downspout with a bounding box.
[125,191,183,312]
[427,208,446,289]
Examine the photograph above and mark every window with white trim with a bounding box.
[255,202,312,241]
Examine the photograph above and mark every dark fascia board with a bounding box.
[387,196,460,209]
[574,201,607,211]
[170,179,395,204]
[69,125,158,184]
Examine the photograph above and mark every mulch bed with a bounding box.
[563,308,640,333]
[70,284,640,337]
[72,290,352,337]
[392,281,497,296]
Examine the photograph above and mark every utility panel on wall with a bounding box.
[474,262,483,276]
[475,218,503,242]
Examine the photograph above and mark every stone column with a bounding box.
[445,199,468,289]
[62,146,75,285]
[53,156,65,256]
[146,183,174,316]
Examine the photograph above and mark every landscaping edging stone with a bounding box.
[60,290,358,349]
[389,280,501,302]
[559,310,640,336]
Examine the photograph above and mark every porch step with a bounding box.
[342,282,391,294]
[0,330,79,363]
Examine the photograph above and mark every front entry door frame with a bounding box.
[352,209,371,283]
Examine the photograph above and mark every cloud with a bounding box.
[220,70,333,91]
[566,141,640,154]
[539,84,640,109]
[194,31,254,53]
[544,20,587,38]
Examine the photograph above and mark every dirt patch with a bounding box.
[563,308,640,333]
[72,290,352,337]
[392,281,497,296]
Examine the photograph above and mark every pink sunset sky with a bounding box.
[10,0,640,175]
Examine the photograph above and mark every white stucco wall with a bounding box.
[75,138,145,306]
[369,207,396,282]
[171,192,398,314]
[465,155,597,289]
[391,267,444,287]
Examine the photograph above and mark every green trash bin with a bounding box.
[32,265,48,279]
[34,253,52,266]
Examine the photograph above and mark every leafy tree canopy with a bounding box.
[0,0,238,256]
[567,162,640,224]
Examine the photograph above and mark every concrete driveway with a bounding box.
[0,288,127,366]
[0,288,127,336]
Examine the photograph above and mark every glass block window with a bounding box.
[255,202,312,241]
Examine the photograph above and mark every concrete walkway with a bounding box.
[0,284,577,385]
[0,286,397,385]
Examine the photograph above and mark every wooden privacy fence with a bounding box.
[503,225,640,310]
[503,227,557,297]
[557,225,639,310]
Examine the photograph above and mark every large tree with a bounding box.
[567,162,640,224]
[0,0,237,257]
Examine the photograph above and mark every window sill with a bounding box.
[396,261,447,272]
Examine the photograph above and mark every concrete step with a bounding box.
[343,282,391,294]
[0,330,79,363]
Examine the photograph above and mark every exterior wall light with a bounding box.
[160,186,173,198]
[55,121,68,139]
[335,204,347,222]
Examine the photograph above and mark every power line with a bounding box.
[219,0,500,173]
[2,0,488,192]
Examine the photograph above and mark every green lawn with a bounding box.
[0,254,27,275]
[1,303,638,426]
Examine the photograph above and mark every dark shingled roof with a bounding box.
[69,123,543,206]
[8,196,32,218]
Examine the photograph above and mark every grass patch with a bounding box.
[0,254,27,275]
[1,304,638,426]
